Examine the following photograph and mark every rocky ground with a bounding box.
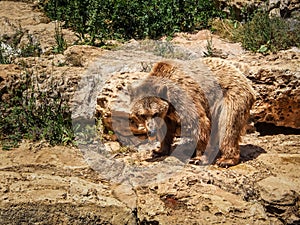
[0,1,300,225]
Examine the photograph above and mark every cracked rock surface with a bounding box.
[1,133,299,224]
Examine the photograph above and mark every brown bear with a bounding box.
[128,60,255,167]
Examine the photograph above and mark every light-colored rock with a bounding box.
[270,8,282,17]
[0,1,77,54]
[216,0,300,19]
[258,176,299,205]
[0,146,137,225]
[257,175,300,224]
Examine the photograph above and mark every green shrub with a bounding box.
[240,11,300,53]
[211,12,300,53]
[42,0,224,45]
[0,69,74,150]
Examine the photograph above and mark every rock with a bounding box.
[216,0,300,19]
[215,0,267,20]
[104,141,121,152]
[258,176,299,205]
[64,45,105,67]
[171,30,245,57]
[270,8,282,17]
[111,182,137,210]
[257,176,300,223]
[95,71,147,145]
[231,49,300,129]
[0,1,77,54]
[2,133,300,224]
[254,153,300,223]
[250,68,300,128]
[0,146,137,225]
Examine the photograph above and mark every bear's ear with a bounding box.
[126,84,135,101]
[158,85,168,100]
[150,61,174,76]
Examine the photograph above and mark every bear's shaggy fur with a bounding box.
[128,60,255,167]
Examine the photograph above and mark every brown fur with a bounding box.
[129,60,255,167]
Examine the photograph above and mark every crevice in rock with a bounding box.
[265,205,286,215]
[255,122,300,136]
[139,219,160,225]
[132,207,139,225]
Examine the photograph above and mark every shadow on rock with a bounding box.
[255,122,300,136]
[240,144,266,163]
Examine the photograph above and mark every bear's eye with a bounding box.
[139,114,147,120]
[129,118,135,124]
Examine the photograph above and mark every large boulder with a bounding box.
[232,49,300,129]
[249,67,300,129]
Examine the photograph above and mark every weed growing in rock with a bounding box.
[0,25,42,63]
[52,22,67,54]
[0,46,11,64]
[203,35,214,57]
[19,33,42,57]
[0,68,74,150]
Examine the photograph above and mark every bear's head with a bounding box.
[129,96,169,142]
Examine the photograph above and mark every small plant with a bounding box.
[154,41,175,58]
[72,117,105,146]
[52,21,67,54]
[20,33,42,57]
[0,24,42,63]
[203,35,214,57]
[74,122,98,145]
[138,40,193,60]
[0,45,11,64]
[210,18,241,42]
[0,68,75,150]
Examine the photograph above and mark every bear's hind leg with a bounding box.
[217,92,254,167]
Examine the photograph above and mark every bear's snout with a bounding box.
[147,129,157,140]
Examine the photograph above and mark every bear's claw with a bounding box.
[189,156,209,166]
[216,158,239,168]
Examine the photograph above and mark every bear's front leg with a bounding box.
[189,119,211,165]
[152,117,176,157]
[189,141,211,166]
